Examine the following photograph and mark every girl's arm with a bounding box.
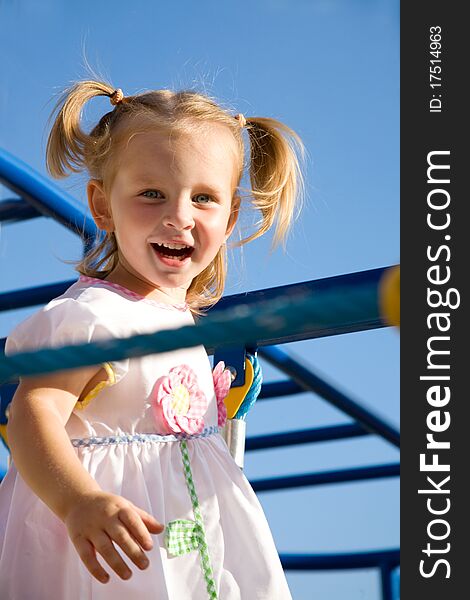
[7,367,163,584]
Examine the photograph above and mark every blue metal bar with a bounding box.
[258,380,303,398]
[208,266,391,345]
[0,198,41,223]
[0,147,96,239]
[0,267,390,346]
[0,384,15,424]
[0,280,393,382]
[0,280,75,312]
[280,549,399,571]
[251,463,399,492]
[246,423,369,451]
[259,345,400,448]
[381,563,393,600]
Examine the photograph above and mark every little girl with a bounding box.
[0,80,304,599]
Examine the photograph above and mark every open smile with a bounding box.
[151,243,195,267]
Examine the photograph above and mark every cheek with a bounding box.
[202,209,232,238]
[116,203,155,231]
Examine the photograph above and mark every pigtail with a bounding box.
[46,80,117,178]
[242,117,305,250]
[46,80,124,282]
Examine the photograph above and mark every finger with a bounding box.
[133,505,165,534]
[118,507,161,552]
[93,532,133,580]
[72,536,110,584]
[106,523,150,571]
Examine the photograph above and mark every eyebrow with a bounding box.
[195,184,225,195]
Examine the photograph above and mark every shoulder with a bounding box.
[5,280,125,355]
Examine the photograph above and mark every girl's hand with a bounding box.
[63,491,164,583]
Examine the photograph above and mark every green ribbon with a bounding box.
[163,440,218,599]
[165,518,203,556]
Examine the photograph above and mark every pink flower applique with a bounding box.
[151,365,208,435]
[212,361,232,428]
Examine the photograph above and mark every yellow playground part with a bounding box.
[0,423,8,448]
[379,266,400,328]
[224,357,255,419]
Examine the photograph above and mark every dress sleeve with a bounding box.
[4,297,129,383]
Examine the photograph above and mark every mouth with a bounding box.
[151,243,195,264]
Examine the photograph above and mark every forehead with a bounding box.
[114,124,240,188]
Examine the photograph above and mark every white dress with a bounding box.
[0,276,292,600]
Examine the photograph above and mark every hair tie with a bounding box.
[110,88,124,106]
[235,113,247,128]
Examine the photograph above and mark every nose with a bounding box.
[162,195,195,231]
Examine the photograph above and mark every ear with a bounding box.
[87,179,114,232]
[225,195,241,240]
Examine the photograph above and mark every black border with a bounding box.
[401,3,467,597]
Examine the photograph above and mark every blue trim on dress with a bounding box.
[70,425,220,447]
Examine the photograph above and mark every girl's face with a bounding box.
[87,125,240,304]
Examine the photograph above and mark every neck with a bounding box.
[105,263,188,305]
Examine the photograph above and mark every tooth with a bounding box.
[160,243,189,250]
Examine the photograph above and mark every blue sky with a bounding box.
[0,1,399,598]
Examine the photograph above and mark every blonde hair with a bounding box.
[46,79,305,315]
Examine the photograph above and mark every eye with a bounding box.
[142,190,163,199]
[193,193,214,204]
